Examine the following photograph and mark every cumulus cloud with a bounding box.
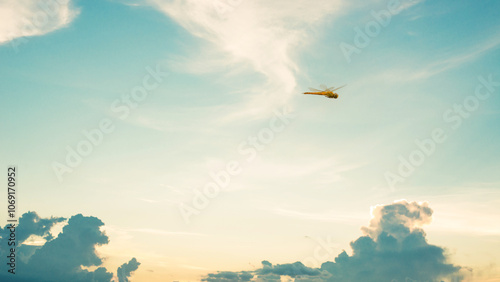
[203,261,322,282]
[258,260,321,277]
[203,270,254,282]
[203,200,465,281]
[1,211,65,245]
[0,211,67,265]
[361,200,433,242]
[147,0,343,117]
[320,201,461,281]
[117,257,141,282]
[0,211,140,282]
[0,0,79,47]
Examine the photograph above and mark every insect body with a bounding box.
[303,85,346,99]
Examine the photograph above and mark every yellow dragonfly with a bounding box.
[303,84,346,99]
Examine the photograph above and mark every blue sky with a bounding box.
[1,0,500,281]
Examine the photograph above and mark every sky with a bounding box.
[0,0,500,281]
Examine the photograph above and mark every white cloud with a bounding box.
[366,32,500,83]
[409,34,500,80]
[363,199,433,240]
[0,0,79,46]
[147,0,343,118]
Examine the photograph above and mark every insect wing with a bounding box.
[331,85,346,91]
[308,87,322,92]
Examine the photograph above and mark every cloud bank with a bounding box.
[0,0,79,47]
[203,200,465,281]
[0,211,139,282]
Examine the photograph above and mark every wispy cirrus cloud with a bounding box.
[0,0,79,47]
[409,33,500,80]
[368,32,500,83]
[147,0,343,118]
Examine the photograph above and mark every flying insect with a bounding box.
[303,84,346,99]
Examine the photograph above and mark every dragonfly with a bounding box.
[303,84,346,99]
